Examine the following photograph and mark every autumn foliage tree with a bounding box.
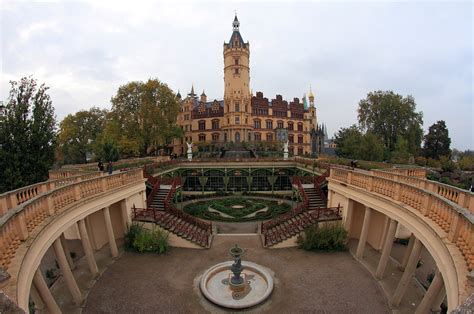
[0,77,56,192]
[108,78,182,156]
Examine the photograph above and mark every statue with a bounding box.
[187,142,193,161]
[283,140,289,160]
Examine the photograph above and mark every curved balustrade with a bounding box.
[0,169,143,272]
[329,168,474,291]
[372,169,474,213]
[0,172,103,215]
[380,167,427,178]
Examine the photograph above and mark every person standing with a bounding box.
[97,160,104,172]
[107,161,113,175]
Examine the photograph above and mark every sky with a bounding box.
[1,0,472,150]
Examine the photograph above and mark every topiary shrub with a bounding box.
[297,223,348,252]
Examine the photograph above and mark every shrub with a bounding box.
[297,223,348,252]
[132,227,169,254]
[440,156,456,172]
[124,223,144,251]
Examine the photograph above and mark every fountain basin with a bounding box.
[199,261,274,309]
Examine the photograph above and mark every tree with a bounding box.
[357,91,423,153]
[359,133,384,162]
[110,78,181,156]
[334,125,363,159]
[423,120,451,159]
[391,136,410,163]
[95,138,119,162]
[57,107,107,164]
[0,77,56,192]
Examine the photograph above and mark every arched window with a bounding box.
[266,133,273,141]
[287,122,294,131]
[266,120,273,129]
[254,133,261,141]
[199,133,206,142]
[298,123,303,132]
[212,119,219,130]
[235,102,240,112]
[298,135,303,144]
[277,121,284,129]
[235,132,241,143]
[254,119,261,129]
[288,134,294,144]
[212,133,219,142]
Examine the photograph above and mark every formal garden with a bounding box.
[182,197,292,222]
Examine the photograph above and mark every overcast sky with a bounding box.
[1,0,472,150]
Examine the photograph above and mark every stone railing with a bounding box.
[0,172,103,216]
[380,167,427,178]
[48,169,90,180]
[0,169,143,272]
[371,170,474,213]
[330,168,474,275]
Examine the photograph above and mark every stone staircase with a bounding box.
[262,210,318,246]
[148,189,168,211]
[304,187,326,210]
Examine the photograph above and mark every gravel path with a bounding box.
[84,235,390,313]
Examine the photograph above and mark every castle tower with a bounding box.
[308,86,317,129]
[222,14,252,143]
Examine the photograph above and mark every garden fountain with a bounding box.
[199,245,274,309]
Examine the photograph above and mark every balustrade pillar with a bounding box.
[53,238,83,305]
[60,234,75,270]
[391,238,423,306]
[376,218,398,279]
[356,206,372,259]
[344,199,354,232]
[103,206,118,258]
[32,269,61,314]
[78,219,99,278]
[400,233,415,271]
[415,270,444,314]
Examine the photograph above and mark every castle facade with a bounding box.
[173,15,324,157]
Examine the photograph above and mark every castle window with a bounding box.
[235,58,239,65]
[298,123,303,132]
[212,119,219,130]
[289,134,294,144]
[287,122,293,130]
[298,135,303,144]
[266,120,273,129]
[212,133,219,142]
[199,120,206,130]
[266,133,273,141]
[255,133,261,141]
[199,104,206,114]
[235,103,240,112]
[277,121,284,128]
[184,114,190,121]
[234,68,239,75]
[199,133,206,142]
[298,147,303,155]
[254,119,261,129]
[235,117,240,124]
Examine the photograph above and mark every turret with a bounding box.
[308,86,315,107]
[201,90,207,103]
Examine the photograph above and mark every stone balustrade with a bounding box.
[330,168,474,274]
[372,169,474,213]
[0,172,103,216]
[381,167,427,178]
[0,169,143,272]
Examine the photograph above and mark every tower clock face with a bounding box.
[275,128,288,142]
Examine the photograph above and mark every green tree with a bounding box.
[95,138,119,162]
[357,91,423,152]
[57,107,107,164]
[110,78,181,156]
[334,125,363,159]
[359,133,384,161]
[423,120,451,159]
[0,77,56,192]
[391,136,410,163]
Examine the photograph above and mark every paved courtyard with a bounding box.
[83,235,390,313]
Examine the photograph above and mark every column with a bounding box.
[391,238,423,306]
[60,234,75,270]
[356,206,372,259]
[53,238,83,305]
[431,286,446,313]
[32,269,61,314]
[103,207,118,257]
[78,219,99,278]
[415,270,444,314]
[344,199,354,233]
[400,233,416,270]
[29,282,46,312]
[120,199,131,234]
[376,218,398,279]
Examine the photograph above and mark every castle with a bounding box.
[173,15,325,157]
